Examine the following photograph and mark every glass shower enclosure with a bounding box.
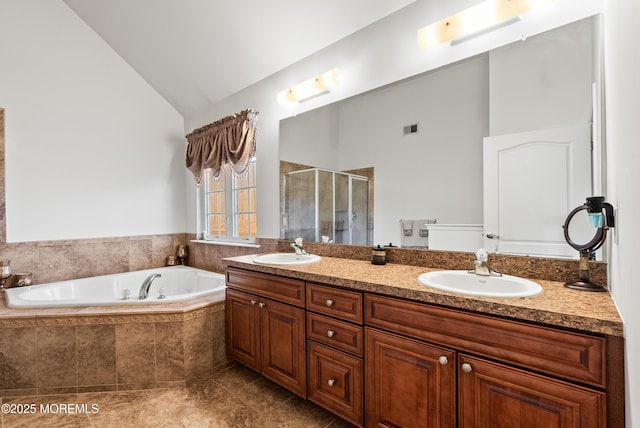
[282,168,370,245]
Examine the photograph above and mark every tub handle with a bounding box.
[121,289,131,300]
[158,287,166,299]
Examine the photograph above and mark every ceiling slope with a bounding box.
[63,0,415,116]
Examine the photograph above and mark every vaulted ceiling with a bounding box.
[63,0,415,117]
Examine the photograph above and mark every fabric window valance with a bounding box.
[185,109,258,184]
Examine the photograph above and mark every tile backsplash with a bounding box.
[0,233,187,286]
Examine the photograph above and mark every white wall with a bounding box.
[605,0,640,426]
[0,0,185,242]
[184,0,604,240]
[337,56,488,245]
[489,18,594,136]
[280,105,340,171]
[280,56,488,245]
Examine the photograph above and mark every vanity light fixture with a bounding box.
[277,68,340,105]
[417,0,555,50]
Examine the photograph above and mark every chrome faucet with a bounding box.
[469,249,501,277]
[291,237,308,255]
[139,273,162,299]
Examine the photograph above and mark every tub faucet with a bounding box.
[469,249,501,277]
[139,273,162,299]
[291,237,308,255]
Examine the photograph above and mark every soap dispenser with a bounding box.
[371,245,387,265]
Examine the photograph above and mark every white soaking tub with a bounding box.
[4,266,226,308]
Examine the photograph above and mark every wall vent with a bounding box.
[403,124,418,135]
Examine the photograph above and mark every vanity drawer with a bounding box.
[306,283,362,323]
[307,341,363,427]
[365,294,606,388]
[307,312,363,357]
[226,268,305,307]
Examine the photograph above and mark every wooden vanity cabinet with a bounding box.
[458,354,606,427]
[306,283,365,427]
[225,267,623,427]
[365,294,621,428]
[225,268,306,397]
[365,327,456,428]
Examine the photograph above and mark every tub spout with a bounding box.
[139,273,162,299]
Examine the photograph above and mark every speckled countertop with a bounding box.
[224,254,623,337]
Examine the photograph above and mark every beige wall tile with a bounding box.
[115,323,156,385]
[72,241,130,279]
[211,309,229,369]
[128,238,153,271]
[184,314,212,378]
[0,233,187,285]
[77,324,116,386]
[155,321,185,382]
[151,234,179,267]
[36,325,77,388]
[37,244,75,283]
[0,327,37,389]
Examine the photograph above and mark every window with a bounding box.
[201,158,257,243]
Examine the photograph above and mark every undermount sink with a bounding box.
[418,270,543,298]
[253,253,321,265]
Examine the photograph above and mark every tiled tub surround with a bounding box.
[224,254,622,336]
[0,234,278,289]
[0,295,229,397]
[5,266,225,308]
[0,233,189,287]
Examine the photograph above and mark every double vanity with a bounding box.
[224,253,624,427]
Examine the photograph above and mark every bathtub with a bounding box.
[4,265,226,308]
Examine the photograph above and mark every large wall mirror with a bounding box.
[279,16,602,259]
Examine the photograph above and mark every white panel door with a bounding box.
[483,124,591,258]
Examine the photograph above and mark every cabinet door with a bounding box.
[261,297,307,398]
[458,354,606,428]
[226,289,261,372]
[365,328,456,428]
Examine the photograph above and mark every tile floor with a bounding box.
[0,363,356,427]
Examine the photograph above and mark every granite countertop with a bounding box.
[224,254,624,337]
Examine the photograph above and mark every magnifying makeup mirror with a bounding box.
[563,197,615,292]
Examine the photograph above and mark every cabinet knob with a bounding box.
[258,302,266,308]
[327,378,336,387]
[438,356,449,365]
[326,299,334,307]
[250,300,257,305]
[462,363,473,373]
[326,330,335,338]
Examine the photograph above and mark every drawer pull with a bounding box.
[462,363,473,373]
[250,300,257,305]
[258,302,266,308]
[327,378,336,387]
[326,299,334,307]
[326,330,336,338]
[438,356,449,365]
